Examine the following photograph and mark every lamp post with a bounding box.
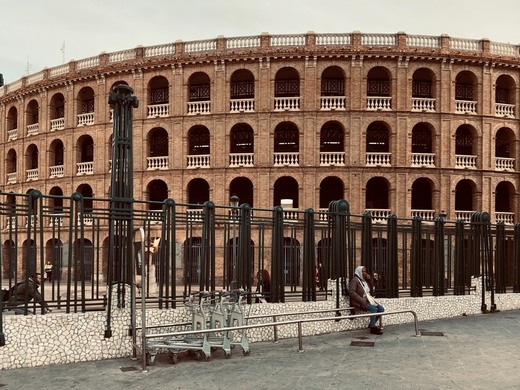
[230,195,239,290]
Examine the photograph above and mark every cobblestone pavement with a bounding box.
[1,309,520,390]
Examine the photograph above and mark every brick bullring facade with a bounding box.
[0,31,519,226]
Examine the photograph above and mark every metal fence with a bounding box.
[1,191,520,316]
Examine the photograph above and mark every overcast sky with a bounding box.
[2,0,520,84]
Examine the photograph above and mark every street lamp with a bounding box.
[230,195,239,290]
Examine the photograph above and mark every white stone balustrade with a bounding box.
[274,97,300,111]
[450,38,481,51]
[361,34,396,46]
[411,209,436,220]
[81,213,93,226]
[147,104,169,118]
[495,157,515,171]
[7,129,17,141]
[76,56,100,70]
[495,103,515,117]
[365,209,391,223]
[270,34,305,46]
[49,215,64,227]
[455,155,477,169]
[5,216,16,230]
[50,118,65,131]
[76,162,94,175]
[49,63,69,78]
[187,101,211,115]
[366,96,392,110]
[274,152,299,166]
[316,33,351,45]
[77,113,95,126]
[412,98,436,112]
[407,35,441,48]
[25,215,38,227]
[187,154,210,168]
[187,208,204,222]
[108,49,136,63]
[226,36,261,49]
[26,168,39,181]
[411,153,435,167]
[283,208,299,220]
[147,210,164,224]
[229,153,254,167]
[366,152,391,166]
[455,100,477,114]
[495,212,515,225]
[455,210,476,223]
[320,152,345,166]
[185,39,217,53]
[7,172,16,184]
[230,98,255,113]
[26,123,39,136]
[320,96,346,110]
[144,43,176,57]
[490,42,520,56]
[147,156,169,170]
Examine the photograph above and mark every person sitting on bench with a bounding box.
[349,265,384,335]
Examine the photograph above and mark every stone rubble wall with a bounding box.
[2,277,519,370]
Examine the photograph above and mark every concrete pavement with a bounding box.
[1,309,520,389]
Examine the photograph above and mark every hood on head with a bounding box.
[354,265,365,280]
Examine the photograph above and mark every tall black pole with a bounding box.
[105,85,138,338]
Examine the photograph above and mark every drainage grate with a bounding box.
[120,366,139,372]
[421,331,444,337]
[350,341,375,347]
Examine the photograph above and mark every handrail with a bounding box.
[141,309,420,370]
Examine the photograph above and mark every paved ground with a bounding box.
[1,309,520,390]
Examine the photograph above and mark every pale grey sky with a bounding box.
[2,0,520,84]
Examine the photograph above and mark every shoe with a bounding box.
[370,327,383,335]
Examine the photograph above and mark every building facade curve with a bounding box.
[0,31,519,228]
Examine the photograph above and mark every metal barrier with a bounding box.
[139,308,420,371]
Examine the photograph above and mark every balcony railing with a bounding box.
[187,101,211,115]
[230,98,255,113]
[187,154,210,168]
[50,118,65,131]
[77,113,95,126]
[7,172,16,184]
[495,157,515,171]
[274,152,299,166]
[229,153,254,167]
[411,153,435,167]
[320,96,346,111]
[411,98,436,112]
[455,210,476,223]
[365,209,391,223]
[496,212,515,225]
[50,165,64,178]
[366,152,391,166]
[76,162,94,175]
[147,156,169,170]
[147,104,169,118]
[49,215,65,227]
[27,123,40,136]
[455,155,477,169]
[366,97,392,110]
[455,100,477,114]
[187,208,204,222]
[7,129,17,141]
[26,168,39,181]
[274,97,300,111]
[320,152,345,166]
[411,209,436,221]
[495,103,515,118]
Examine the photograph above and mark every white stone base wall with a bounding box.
[1,277,518,370]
